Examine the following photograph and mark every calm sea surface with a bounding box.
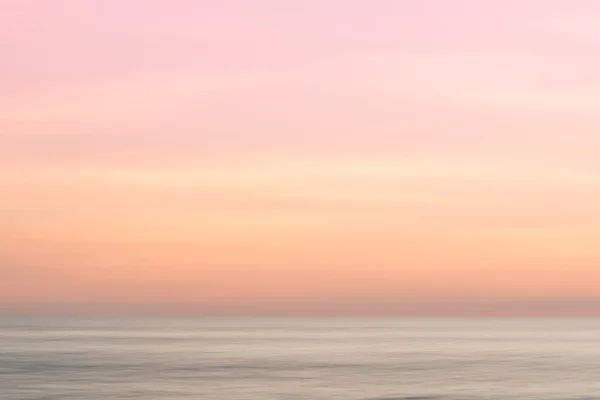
[2,317,600,399]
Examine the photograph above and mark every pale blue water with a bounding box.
[2,317,600,399]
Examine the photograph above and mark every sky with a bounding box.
[2,0,600,316]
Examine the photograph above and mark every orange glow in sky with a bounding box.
[2,0,600,316]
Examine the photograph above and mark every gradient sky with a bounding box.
[2,0,600,316]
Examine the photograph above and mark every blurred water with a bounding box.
[1,317,600,399]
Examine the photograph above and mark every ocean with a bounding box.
[1,317,600,399]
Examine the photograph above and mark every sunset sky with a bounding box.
[2,0,600,316]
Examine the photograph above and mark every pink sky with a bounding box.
[2,0,600,316]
